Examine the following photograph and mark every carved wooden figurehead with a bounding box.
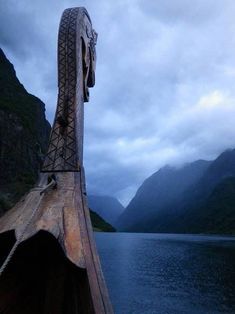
[42,7,97,172]
[0,7,113,314]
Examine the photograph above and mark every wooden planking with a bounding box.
[75,169,114,314]
[0,173,85,269]
[0,171,113,313]
[0,231,95,313]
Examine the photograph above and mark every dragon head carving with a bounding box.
[82,22,98,102]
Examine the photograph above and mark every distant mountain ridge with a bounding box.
[117,149,235,234]
[88,195,124,226]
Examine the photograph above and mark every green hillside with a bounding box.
[187,177,235,234]
[118,150,235,234]
[90,210,116,232]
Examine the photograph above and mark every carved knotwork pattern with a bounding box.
[42,8,82,172]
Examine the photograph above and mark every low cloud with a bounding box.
[1,1,235,205]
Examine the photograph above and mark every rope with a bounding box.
[40,177,57,195]
[0,178,57,277]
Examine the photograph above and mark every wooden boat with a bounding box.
[0,7,113,314]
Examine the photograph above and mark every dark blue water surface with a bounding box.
[95,233,235,314]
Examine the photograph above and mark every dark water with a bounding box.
[95,233,235,314]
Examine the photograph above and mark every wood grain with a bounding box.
[0,7,113,313]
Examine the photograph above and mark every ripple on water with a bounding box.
[95,233,235,314]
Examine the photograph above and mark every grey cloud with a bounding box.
[1,0,235,205]
[0,2,42,58]
[137,0,228,25]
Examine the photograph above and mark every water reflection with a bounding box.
[95,233,235,314]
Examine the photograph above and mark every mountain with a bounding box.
[117,149,235,234]
[0,48,50,213]
[90,210,116,232]
[176,176,235,234]
[117,160,211,231]
[88,195,125,226]
[186,149,235,204]
[152,149,235,233]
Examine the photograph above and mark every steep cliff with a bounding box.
[0,48,51,213]
[117,160,211,231]
[117,149,235,234]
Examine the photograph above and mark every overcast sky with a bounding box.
[1,0,235,205]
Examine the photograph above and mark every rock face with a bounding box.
[0,48,51,213]
[117,149,235,234]
[88,195,124,226]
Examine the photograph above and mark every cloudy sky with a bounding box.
[1,0,235,205]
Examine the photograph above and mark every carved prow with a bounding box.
[42,7,97,172]
[0,7,113,314]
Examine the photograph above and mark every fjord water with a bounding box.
[95,233,235,314]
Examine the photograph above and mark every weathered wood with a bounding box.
[0,173,85,268]
[42,7,97,172]
[0,232,95,313]
[0,7,113,314]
